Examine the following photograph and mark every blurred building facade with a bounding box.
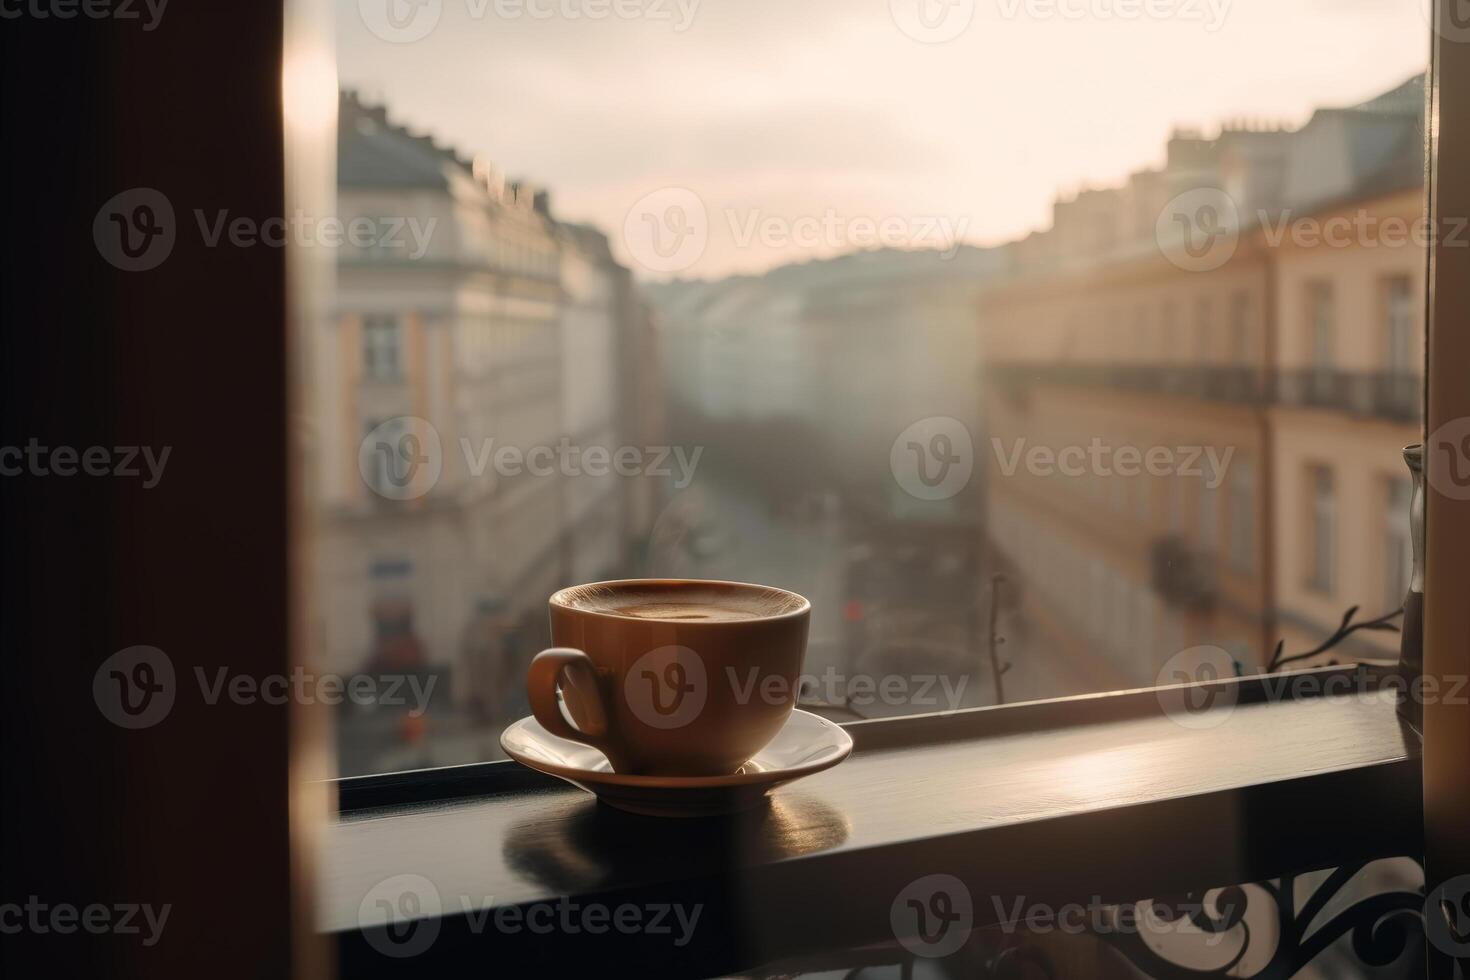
[315,93,661,734]
[652,246,1008,513]
[981,77,1425,691]
[1267,178,1423,660]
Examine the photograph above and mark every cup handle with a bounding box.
[527,648,609,748]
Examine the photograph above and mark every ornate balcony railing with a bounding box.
[985,363,1420,422]
[1274,369,1421,422]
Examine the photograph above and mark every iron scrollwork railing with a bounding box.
[1094,860,1427,979]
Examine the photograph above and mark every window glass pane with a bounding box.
[319,0,1429,777]
[1308,465,1336,594]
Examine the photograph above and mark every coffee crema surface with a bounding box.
[608,602,761,622]
[554,580,807,622]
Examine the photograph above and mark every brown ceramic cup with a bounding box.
[527,579,810,776]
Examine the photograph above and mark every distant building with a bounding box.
[315,92,659,719]
[651,246,1008,515]
[983,230,1277,693]
[556,221,663,584]
[980,76,1424,693]
[653,275,808,421]
[1267,143,1423,660]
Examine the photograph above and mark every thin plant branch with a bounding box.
[1265,604,1404,673]
[987,574,1012,705]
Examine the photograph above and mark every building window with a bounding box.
[370,557,414,580]
[1228,290,1251,366]
[363,314,403,381]
[1308,282,1334,373]
[362,417,414,498]
[1199,480,1219,555]
[1306,465,1336,594]
[1194,297,1213,365]
[1228,458,1254,573]
[1384,275,1415,375]
[1384,476,1413,609]
[1162,300,1181,362]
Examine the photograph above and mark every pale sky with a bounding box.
[337,0,1430,278]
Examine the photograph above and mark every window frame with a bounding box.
[1423,4,1470,969]
[13,3,1462,980]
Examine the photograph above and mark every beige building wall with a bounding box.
[982,251,1270,373]
[319,175,568,680]
[981,246,1277,692]
[1269,189,1427,373]
[1271,417,1416,658]
[1267,187,1424,661]
[982,184,1425,686]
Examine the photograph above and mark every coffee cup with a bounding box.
[526,578,810,776]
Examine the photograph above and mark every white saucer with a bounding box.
[499,708,854,817]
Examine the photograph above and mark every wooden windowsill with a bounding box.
[322,665,1422,978]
